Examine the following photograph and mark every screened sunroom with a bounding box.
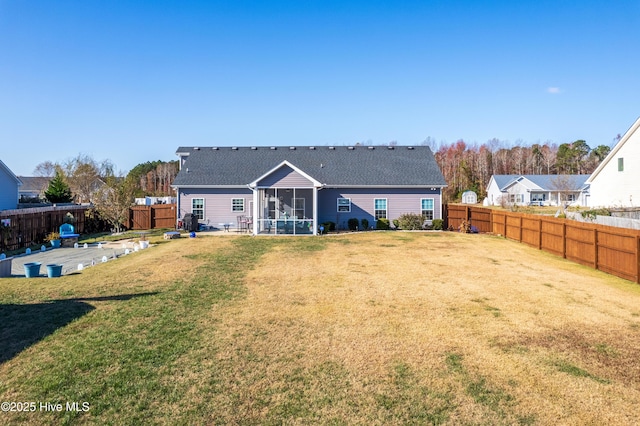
[250,161,321,235]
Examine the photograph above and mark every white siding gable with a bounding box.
[588,117,640,207]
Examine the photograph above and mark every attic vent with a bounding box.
[309,146,316,150]
[347,146,355,150]
[329,146,335,150]
[211,147,218,150]
[368,146,375,150]
[387,146,395,150]
[193,147,200,150]
[290,146,296,150]
[407,146,414,150]
[231,147,238,150]
[270,146,277,150]
[251,146,257,150]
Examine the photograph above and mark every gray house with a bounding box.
[172,145,447,235]
[0,160,21,211]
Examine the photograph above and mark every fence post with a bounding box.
[519,214,523,242]
[562,222,567,259]
[538,217,542,250]
[593,228,598,270]
[637,235,640,284]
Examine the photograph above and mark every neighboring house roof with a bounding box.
[172,146,447,187]
[0,160,22,186]
[586,116,640,184]
[492,174,591,191]
[17,176,51,195]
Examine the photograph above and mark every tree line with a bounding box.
[428,139,613,203]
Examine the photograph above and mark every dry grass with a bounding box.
[1,232,640,425]
[202,233,640,424]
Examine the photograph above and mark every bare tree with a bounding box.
[92,174,136,233]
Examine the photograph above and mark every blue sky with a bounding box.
[1,1,639,176]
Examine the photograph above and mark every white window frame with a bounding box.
[337,197,351,212]
[421,198,434,220]
[374,198,387,220]
[232,198,245,212]
[192,198,204,220]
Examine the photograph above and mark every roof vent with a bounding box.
[368,146,375,150]
[347,146,355,150]
[290,146,296,150]
[231,147,238,150]
[251,146,257,150]
[407,146,414,150]
[387,146,395,150]
[329,146,335,150]
[270,146,277,150]
[309,146,315,150]
[193,147,200,150]
[211,147,218,150]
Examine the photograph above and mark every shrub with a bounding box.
[397,213,424,230]
[347,218,359,231]
[361,218,369,230]
[44,231,60,242]
[320,221,335,232]
[376,218,390,230]
[393,219,400,229]
[432,219,444,230]
[581,208,611,221]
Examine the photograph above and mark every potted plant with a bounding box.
[45,231,61,248]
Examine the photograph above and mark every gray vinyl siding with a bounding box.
[0,170,19,211]
[257,165,314,188]
[178,188,253,226]
[318,188,441,229]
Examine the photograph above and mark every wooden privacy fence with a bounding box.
[446,204,640,284]
[127,204,177,230]
[0,205,89,252]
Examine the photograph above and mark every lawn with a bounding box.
[1,232,640,425]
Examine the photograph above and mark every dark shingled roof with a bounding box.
[172,146,447,187]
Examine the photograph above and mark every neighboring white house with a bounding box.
[486,174,591,207]
[586,116,640,207]
[0,160,22,211]
[134,196,176,206]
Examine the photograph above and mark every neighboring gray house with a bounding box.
[17,176,51,201]
[0,160,22,211]
[486,174,591,207]
[172,145,447,235]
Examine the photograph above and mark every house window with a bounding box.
[293,198,305,218]
[567,194,576,202]
[374,198,387,219]
[618,157,624,172]
[421,198,434,220]
[337,198,351,212]
[232,198,245,212]
[509,194,524,204]
[192,198,204,220]
[531,193,546,202]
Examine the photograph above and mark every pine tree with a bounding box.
[44,171,74,203]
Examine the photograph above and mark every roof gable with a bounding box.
[0,160,22,186]
[251,161,321,188]
[587,116,640,183]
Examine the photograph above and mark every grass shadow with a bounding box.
[0,292,158,364]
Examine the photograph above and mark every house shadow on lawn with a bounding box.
[0,292,158,364]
